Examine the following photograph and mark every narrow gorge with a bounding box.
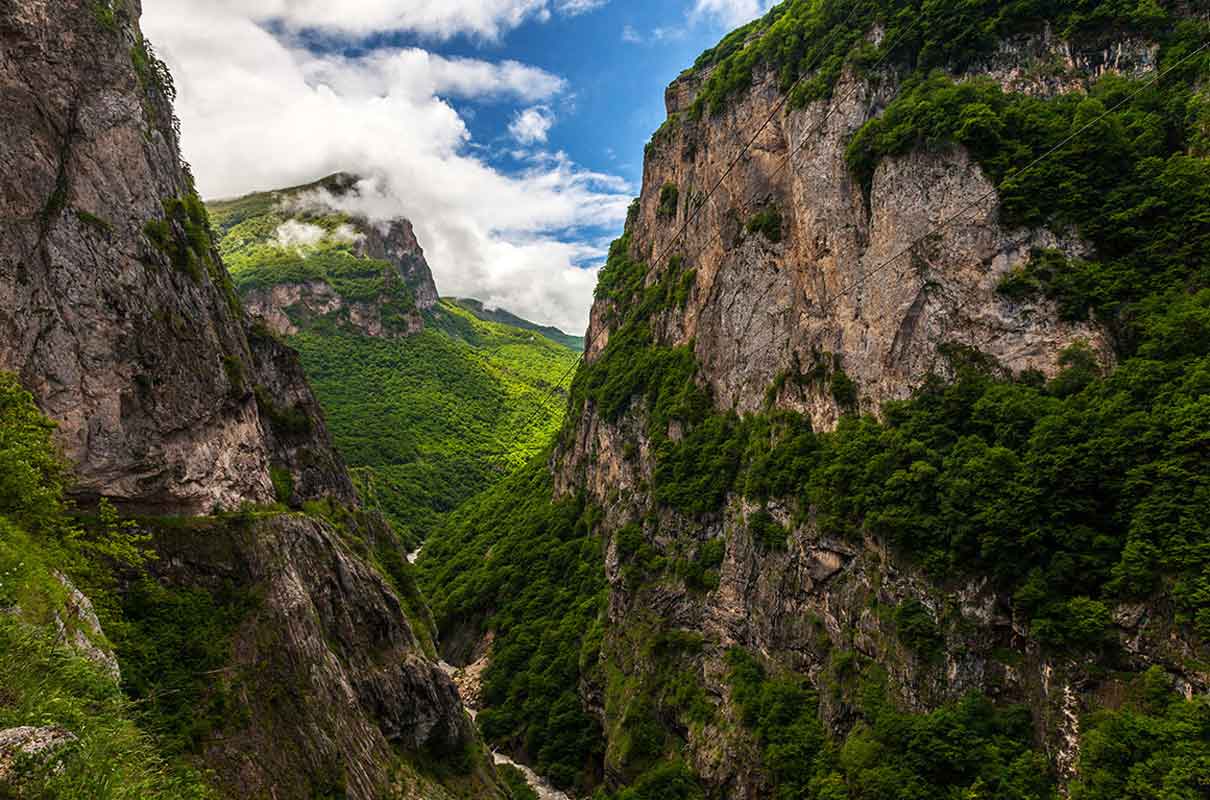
[2,1,1208,800]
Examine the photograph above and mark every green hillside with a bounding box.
[206,188,580,547]
[450,298,586,351]
[292,301,579,548]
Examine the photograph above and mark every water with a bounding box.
[438,661,572,798]
[491,751,573,800]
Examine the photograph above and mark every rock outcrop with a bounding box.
[147,512,483,800]
[0,726,77,785]
[216,173,441,340]
[549,13,1208,799]
[0,3,494,798]
[586,57,1114,438]
[0,0,275,513]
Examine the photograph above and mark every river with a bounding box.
[437,661,572,799]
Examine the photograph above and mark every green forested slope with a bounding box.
[450,298,586,351]
[206,189,580,546]
[291,302,579,548]
[420,2,1210,797]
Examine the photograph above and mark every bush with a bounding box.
[892,599,942,656]
[657,183,679,219]
[745,207,782,243]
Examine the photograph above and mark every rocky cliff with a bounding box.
[429,3,1210,798]
[209,173,441,340]
[0,2,495,798]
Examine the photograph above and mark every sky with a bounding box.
[141,0,778,333]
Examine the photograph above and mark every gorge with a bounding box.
[2,1,1209,800]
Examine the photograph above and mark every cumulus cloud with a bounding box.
[691,0,775,28]
[142,0,628,332]
[196,0,605,41]
[508,106,555,145]
[304,50,566,103]
[274,219,363,248]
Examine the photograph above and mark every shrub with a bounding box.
[745,206,782,242]
[657,183,679,219]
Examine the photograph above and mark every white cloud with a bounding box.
[274,219,364,248]
[556,0,608,15]
[508,106,555,145]
[622,22,686,46]
[196,0,605,41]
[142,1,628,332]
[691,0,774,28]
[303,50,566,103]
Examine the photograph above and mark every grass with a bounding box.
[0,617,212,799]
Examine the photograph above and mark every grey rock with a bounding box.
[0,726,77,783]
[51,570,120,683]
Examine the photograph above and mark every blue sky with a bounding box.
[358,1,743,187]
[144,0,772,331]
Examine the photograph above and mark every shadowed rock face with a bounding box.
[0,4,495,798]
[147,513,480,800]
[0,0,351,514]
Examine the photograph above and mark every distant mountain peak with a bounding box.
[450,298,585,352]
[208,181,439,339]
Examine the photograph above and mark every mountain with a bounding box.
[420,3,1210,798]
[206,183,581,547]
[0,3,497,798]
[451,298,586,352]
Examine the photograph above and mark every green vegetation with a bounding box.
[92,0,117,30]
[109,576,257,756]
[143,189,241,316]
[451,298,585,351]
[846,42,1210,326]
[290,303,577,547]
[891,599,942,657]
[727,651,1054,799]
[581,6,1210,648]
[0,372,212,798]
[213,192,418,323]
[498,764,539,800]
[76,209,114,235]
[418,463,606,791]
[0,617,211,799]
[657,183,680,219]
[208,193,580,547]
[685,0,1178,118]
[745,206,783,243]
[1069,667,1210,800]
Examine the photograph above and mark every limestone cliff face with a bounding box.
[147,513,483,800]
[0,0,365,514]
[586,52,1137,435]
[0,0,273,513]
[0,3,492,798]
[560,30,1160,500]
[555,23,1206,799]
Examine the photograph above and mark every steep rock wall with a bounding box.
[146,513,484,800]
[553,18,1207,799]
[0,0,274,512]
[0,3,493,798]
